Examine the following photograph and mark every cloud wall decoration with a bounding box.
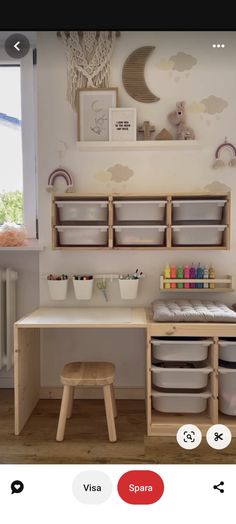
[157,52,197,72]
[200,95,228,114]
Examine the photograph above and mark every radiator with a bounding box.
[0,268,18,371]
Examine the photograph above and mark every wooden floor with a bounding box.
[1,389,236,464]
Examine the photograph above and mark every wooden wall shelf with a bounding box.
[51,192,231,250]
[76,140,202,152]
[160,275,235,292]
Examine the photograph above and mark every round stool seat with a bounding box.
[60,361,115,386]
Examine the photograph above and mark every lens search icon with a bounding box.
[11,480,24,494]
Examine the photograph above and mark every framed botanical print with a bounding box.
[76,88,118,141]
[109,108,137,141]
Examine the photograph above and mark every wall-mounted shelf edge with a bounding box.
[160,275,235,292]
[76,140,202,152]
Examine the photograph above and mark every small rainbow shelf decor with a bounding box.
[47,168,74,192]
[213,138,236,168]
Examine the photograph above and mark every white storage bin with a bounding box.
[48,279,68,300]
[73,278,94,300]
[152,338,211,361]
[151,365,212,389]
[219,338,236,362]
[56,200,108,222]
[114,225,166,246]
[55,226,108,246]
[172,225,226,246]
[119,278,139,300]
[219,367,236,415]
[152,390,210,413]
[114,200,166,222]
[172,199,226,223]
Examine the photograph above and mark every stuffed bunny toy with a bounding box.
[168,101,195,140]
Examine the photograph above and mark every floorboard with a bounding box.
[1,390,236,464]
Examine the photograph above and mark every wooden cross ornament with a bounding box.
[138,121,156,140]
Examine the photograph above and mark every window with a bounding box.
[0,65,23,225]
[0,40,37,238]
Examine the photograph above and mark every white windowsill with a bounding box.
[0,239,43,251]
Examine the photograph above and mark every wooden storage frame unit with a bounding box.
[146,321,236,437]
[52,192,231,250]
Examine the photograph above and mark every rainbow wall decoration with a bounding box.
[47,168,74,192]
[213,139,236,169]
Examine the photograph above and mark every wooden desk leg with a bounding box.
[14,326,40,435]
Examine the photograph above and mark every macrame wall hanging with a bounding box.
[59,31,119,110]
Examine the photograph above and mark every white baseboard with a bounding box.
[40,386,145,400]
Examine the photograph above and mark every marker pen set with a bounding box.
[73,275,93,280]
[47,274,68,280]
[119,269,143,280]
[163,263,216,289]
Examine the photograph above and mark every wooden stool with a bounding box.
[56,362,117,442]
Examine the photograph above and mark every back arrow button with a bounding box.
[5,33,30,59]
[14,41,21,52]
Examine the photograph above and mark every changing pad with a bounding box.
[152,300,236,323]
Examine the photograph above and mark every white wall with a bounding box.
[36,31,236,393]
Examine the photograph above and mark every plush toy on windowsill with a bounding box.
[0,222,28,247]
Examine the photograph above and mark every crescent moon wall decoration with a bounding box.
[122,46,160,103]
[213,138,236,168]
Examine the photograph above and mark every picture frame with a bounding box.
[109,108,137,141]
[76,88,118,141]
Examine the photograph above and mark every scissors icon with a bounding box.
[214,432,223,441]
[96,279,108,301]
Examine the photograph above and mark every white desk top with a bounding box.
[15,307,147,328]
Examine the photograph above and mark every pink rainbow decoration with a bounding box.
[47,168,74,192]
[213,139,236,169]
[215,142,236,158]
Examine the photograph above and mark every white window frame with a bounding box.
[0,40,37,238]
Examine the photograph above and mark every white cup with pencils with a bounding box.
[47,274,68,300]
[118,269,142,300]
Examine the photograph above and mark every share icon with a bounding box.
[213,481,224,493]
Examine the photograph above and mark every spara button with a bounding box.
[117,470,164,505]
